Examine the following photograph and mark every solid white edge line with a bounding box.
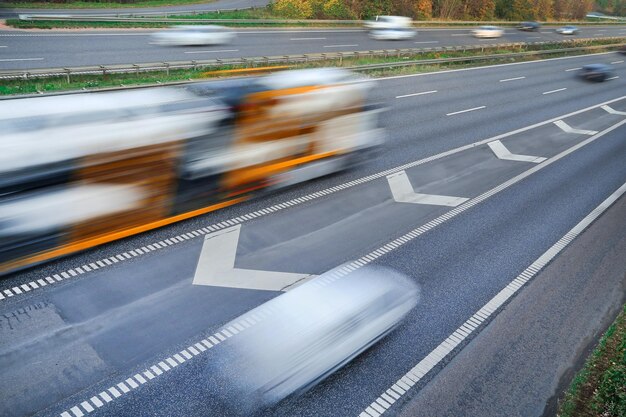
[446,106,486,116]
[0,58,44,62]
[395,90,437,99]
[3,96,625,303]
[323,44,359,48]
[360,164,626,417]
[57,116,626,417]
[184,49,239,54]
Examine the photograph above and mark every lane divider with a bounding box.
[59,117,626,417]
[359,123,626,417]
[554,120,599,135]
[2,96,625,304]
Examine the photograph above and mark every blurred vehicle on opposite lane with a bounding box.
[517,21,541,31]
[471,26,504,38]
[0,68,385,274]
[150,25,235,46]
[618,45,626,54]
[210,266,419,413]
[556,25,579,35]
[369,27,417,40]
[578,64,614,81]
[364,15,413,31]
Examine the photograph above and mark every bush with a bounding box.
[271,0,314,19]
[322,0,356,19]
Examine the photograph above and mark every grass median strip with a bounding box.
[558,303,626,417]
[1,39,624,96]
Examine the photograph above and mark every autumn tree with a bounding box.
[465,0,496,19]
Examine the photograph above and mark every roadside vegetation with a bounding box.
[1,38,623,96]
[3,1,625,20]
[558,304,626,417]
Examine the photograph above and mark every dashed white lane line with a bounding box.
[0,57,43,62]
[607,76,620,80]
[184,49,238,54]
[395,90,437,99]
[565,67,582,71]
[0,46,7,48]
[527,36,542,39]
[446,106,486,116]
[323,44,358,48]
[360,178,626,417]
[414,41,439,44]
[2,95,625,303]
[62,118,626,417]
[610,60,624,64]
[543,87,567,95]
[290,37,326,40]
[450,34,468,37]
[499,76,526,82]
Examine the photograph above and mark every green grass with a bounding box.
[2,39,623,96]
[0,0,213,9]
[558,304,626,417]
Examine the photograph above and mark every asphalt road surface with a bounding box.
[0,53,625,417]
[0,0,270,19]
[0,25,625,70]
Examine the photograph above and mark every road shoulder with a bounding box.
[396,195,626,417]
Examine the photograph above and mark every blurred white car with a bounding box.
[150,25,235,46]
[556,25,579,35]
[472,25,504,38]
[370,27,417,40]
[211,266,419,412]
[364,15,413,31]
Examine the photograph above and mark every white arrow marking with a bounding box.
[487,140,547,163]
[554,120,598,135]
[192,225,314,291]
[602,105,626,116]
[387,171,469,207]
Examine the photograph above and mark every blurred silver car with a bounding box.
[472,25,504,38]
[556,25,579,35]
[370,27,417,40]
[211,266,419,412]
[151,25,235,46]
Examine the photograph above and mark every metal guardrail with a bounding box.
[16,14,626,26]
[17,14,362,24]
[1,38,624,82]
[14,7,263,19]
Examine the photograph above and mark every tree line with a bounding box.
[272,0,623,20]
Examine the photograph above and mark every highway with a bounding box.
[0,52,625,417]
[0,0,271,19]
[1,25,626,70]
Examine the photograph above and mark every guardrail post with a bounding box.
[163,63,170,76]
[133,64,139,74]
[100,65,107,77]
[64,68,70,83]
[339,53,343,65]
